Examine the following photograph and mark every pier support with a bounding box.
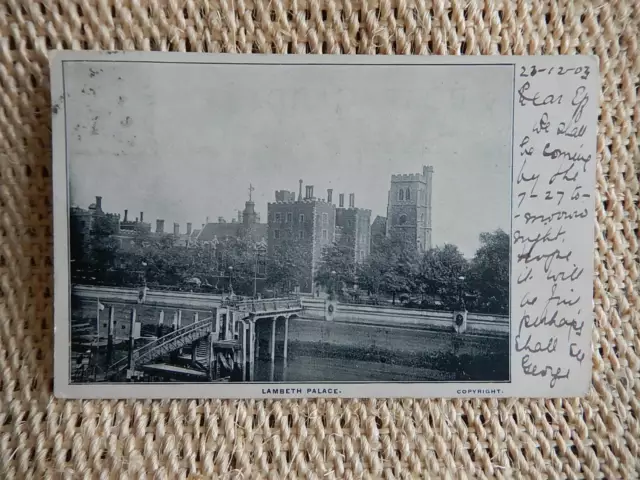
[127,308,137,372]
[241,323,247,381]
[191,340,198,364]
[207,333,213,380]
[270,318,276,362]
[249,320,255,382]
[283,316,290,360]
[255,322,260,360]
[157,310,165,337]
[106,306,115,366]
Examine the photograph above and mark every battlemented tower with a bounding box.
[386,165,433,251]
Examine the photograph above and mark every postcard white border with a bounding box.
[51,52,598,399]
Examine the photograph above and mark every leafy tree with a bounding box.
[466,229,510,315]
[265,240,309,295]
[315,243,357,297]
[415,244,469,309]
[359,231,418,304]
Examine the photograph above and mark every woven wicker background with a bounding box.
[0,0,638,478]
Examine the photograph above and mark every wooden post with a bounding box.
[249,320,255,382]
[283,316,290,360]
[270,317,276,362]
[127,308,137,372]
[106,306,115,367]
[177,309,182,328]
[194,312,199,323]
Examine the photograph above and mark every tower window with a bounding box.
[299,214,304,223]
[421,213,425,223]
[322,213,328,225]
[399,214,407,225]
[406,188,411,200]
[287,212,292,223]
[322,229,328,240]
[275,213,281,222]
[398,189,404,201]
[274,230,280,239]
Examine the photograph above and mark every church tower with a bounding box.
[386,165,433,251]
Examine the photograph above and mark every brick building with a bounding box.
[267,181,336,293]
[335,192,371,263]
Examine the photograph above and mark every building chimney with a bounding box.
[327,189,333,204]
[140,211,144,222]
[206,216,209,224]
[95,196,102,210]
[305,185,314,199]
[173,223,179,235]
[237,211,242,223]
[124,209,128,222]
[298,179,303,201]
[156,219,164,233]
[339,193,345,208]
[187,222,192,235]
[218,216,225,223]
[349,193,355,208]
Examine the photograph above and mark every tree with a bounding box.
[315,243,357,297]
[265,240,309,294]
[415,244,469,309]
[466,229,510,315]
[359,231,418,304]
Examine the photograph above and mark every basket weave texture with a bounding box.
[0,0,639,478]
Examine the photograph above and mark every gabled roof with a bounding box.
[197,222,268,243]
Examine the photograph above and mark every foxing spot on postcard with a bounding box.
[51,52,599,399]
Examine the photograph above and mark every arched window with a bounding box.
[421,213,424,223]
[406,188,411,200]
[398,189,404,201]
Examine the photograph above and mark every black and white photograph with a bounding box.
[59,57,513,387]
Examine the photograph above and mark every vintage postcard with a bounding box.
[51,52,598,399]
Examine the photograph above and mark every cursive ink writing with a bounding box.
[514,60,593,391]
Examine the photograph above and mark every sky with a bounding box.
[65,61,513,257]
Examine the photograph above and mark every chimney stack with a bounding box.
[237,211,242,223]
[349,193,355,208]
[327,189,333,204]
[218,216,225,223]
[187,222,192,235]
[339,193,345,208]
[124,209,128,222]
[156,219,165,233]
[305,185,314,199]
[140,211,144,222]
[173,223,179,235]
[95,196,102,210]
[206,216,209,224]
[298,179,303,201]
